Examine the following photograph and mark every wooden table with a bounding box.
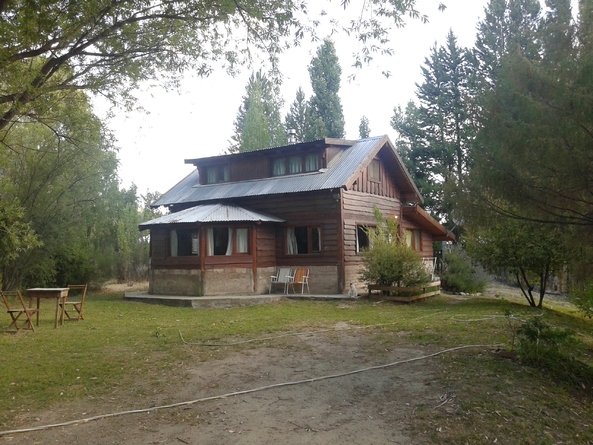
[26,288,69,328]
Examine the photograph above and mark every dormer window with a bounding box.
[305,154,318,172]
[289,156,302,174]
[272,154,320,176]
[206,165,230,184]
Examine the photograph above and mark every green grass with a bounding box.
[1,286,593,442]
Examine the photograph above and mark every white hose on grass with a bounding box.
[0,344,493,437]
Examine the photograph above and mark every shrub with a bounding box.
[441,250,486,294]
[515,317,593,391]
[359,208,430,289]
[569,281,593,318]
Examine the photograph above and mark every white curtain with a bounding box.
[287,228,298,254]
[305,154,318,172]
[207,228,214,256]
[236,228,248,253]
[170,230,178,257]
[289,157,302,174]
[225,228,233,255]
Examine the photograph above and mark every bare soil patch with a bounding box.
[1,331,444,445]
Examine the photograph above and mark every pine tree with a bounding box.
[306,39,345,140]
[392,31,474,222]
[472,0,541,90]
[358,116,371,138]
[229,70,286,153]
[284,87,309,143]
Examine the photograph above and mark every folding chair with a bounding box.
[270,267,293,294]
[60,284,88,321]
[1,290,39,333]
[289,268,310,294]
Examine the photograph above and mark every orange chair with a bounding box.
[1,290,39,333]
[60,284,88,321]
[289,268,310,294]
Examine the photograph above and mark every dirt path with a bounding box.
[1,331,443,444]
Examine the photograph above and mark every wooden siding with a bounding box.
[238,190,341,268]
[348,152,400,199]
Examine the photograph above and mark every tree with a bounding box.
[472,0,542,91]
[465,217,566,308]
[306,39,345,140]
[392,31,475,223]
[360,208,430,289]
[284,87,310,143]
[228,70,286,152]
[358,116,371,138]
[0,0,435,136]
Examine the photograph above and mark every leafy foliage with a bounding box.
[465,217,566,308]
[229,70,286,152]
[440,250,486,294]
[392,31,475,223]
[359,208,430,288]
[306,39,345,140]
[515,317,593,391]
[358,115,371,138]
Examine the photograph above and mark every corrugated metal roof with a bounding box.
[152,136,386,208]
[139,203,284,230]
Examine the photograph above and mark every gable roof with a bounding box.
[152,135,422,208]
[139,203,284,230]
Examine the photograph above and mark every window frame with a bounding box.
[206,226,251,256]
[205,164,230,184]
[368,158,381,182]
[286,226,322,255]
[169,228,200,257]
[356,225,374,253]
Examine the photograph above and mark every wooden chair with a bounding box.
[1,290,39,333]
[61,284,88,321]
[270,267,293,294]
[289,268,310,294]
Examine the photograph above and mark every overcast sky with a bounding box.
[95,0,490,196]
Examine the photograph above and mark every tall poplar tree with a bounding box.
[306,39,345,140]
[229,70,286,153]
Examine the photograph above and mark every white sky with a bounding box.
[96,0,489,196]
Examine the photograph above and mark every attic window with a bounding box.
[369,159,380,182]
[206,165,230,184]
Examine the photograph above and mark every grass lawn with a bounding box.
[1,284,593,443]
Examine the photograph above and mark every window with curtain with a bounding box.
[273,158,286,176]
[207,168,217,184]
[170,228,200,257]
[288,156,302,174]
[305,154,318,172]
[287,226,321,254]
[207,227,249,255]
[405,229,420,250]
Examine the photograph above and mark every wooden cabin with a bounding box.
[139,135,454,296]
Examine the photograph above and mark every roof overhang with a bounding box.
[139,203,284,230]
[402,205,455,242]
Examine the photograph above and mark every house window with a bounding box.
[288,156,302,174]
[207,227,250,255]
[287,226,321,254]
[273,158,286,176]
[206,165,230,184]
[405,229,421,251]
[369,159,380,182]
[305,154,318,172]
[170,228,200,257]
[356,225,373,253]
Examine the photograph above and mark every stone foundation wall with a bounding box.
[344,263,367,296]
[149,265,341,296]
[307,265,340,294]
[149,269,203,296]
